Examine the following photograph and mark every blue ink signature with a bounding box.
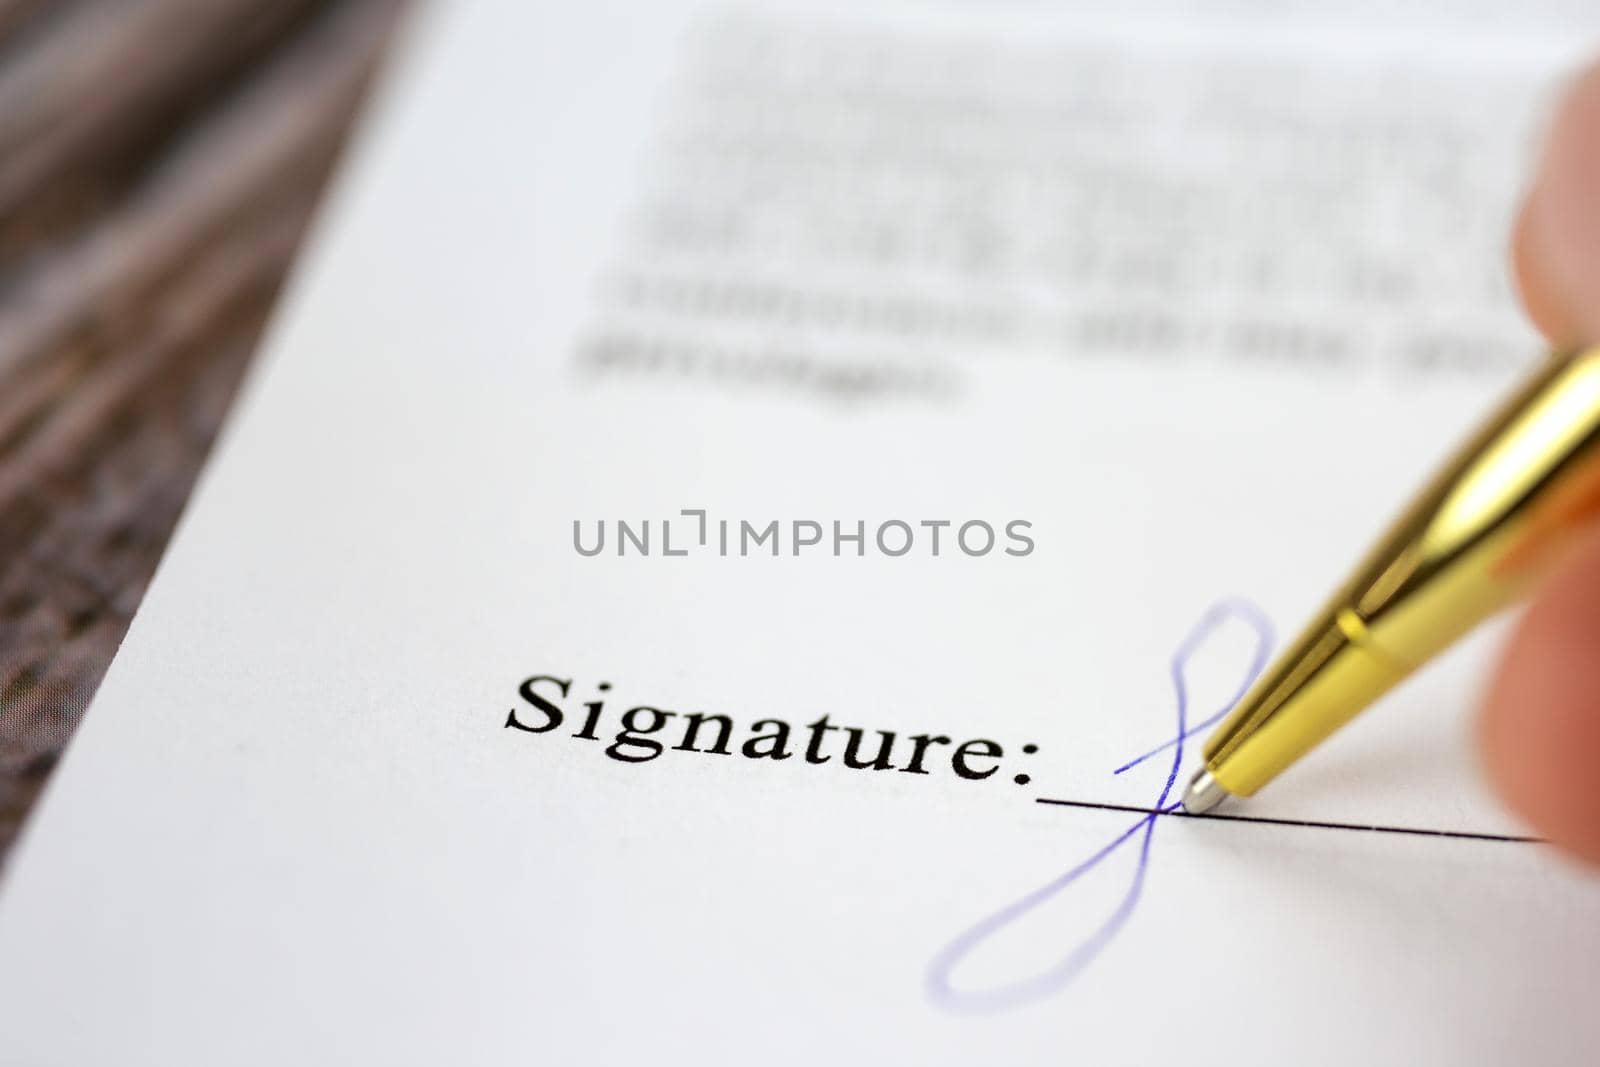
[925,597,1275,1014]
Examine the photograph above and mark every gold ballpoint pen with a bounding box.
[1183,345,1600,813]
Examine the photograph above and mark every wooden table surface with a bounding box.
[0,0,407,858]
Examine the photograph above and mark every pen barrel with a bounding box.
[1203,346,1600,797]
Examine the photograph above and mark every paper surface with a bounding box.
[2,1,1599,1063]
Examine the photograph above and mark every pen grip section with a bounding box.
[1346,346,1600,663]
[1203,346,1600,797]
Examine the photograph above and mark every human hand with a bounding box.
[1482,60,1600,862]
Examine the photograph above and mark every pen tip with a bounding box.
[1181,769,1232,815]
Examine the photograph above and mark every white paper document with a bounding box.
[2,2,1599,1063]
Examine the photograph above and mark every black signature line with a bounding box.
[1035,797,1543,844]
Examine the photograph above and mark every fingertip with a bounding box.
[1481,522,1600,864]
[1514,60,1600,349]
[1511,199,1580,349]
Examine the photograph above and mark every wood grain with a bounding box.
[0,0,407,857]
